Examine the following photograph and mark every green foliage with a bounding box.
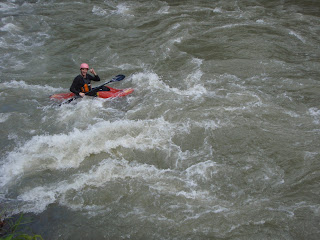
[0,214,43,240]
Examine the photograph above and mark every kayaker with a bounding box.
[70,63,110,97]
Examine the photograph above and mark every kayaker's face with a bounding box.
[80,68,88,77]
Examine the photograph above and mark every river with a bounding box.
[0,0,319,239]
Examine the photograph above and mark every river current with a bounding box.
[0,1,319,239]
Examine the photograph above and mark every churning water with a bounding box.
[0,0,319,239]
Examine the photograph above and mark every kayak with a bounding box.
[50,87,134,100]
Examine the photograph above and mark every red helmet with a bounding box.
[80,63,89,69]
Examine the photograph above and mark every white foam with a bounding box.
[196,120,221,131]
[0,20,49,52]
[309,107,320,124]
[304,151,318,160]
[256,19,265,24]
[16,158,172,213]
[131,72,207,99]
[216,23,247,30]
[118,63,138,70]
[213,7,223,13]
[171,23,181,30]
[0,113,11,123]
[113,3,133,16]
[0,2,16,12]
[92,5,107,16]
[157,6,170,14]
[1,80,64,93]
[1,114,228,213]
[289,30,306,43]
[284,110,300,118]
[176,190,209,200]
[185,160,218,180]
[0,23,20,32]
[0,117,175,188]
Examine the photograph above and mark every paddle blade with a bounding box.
[110,74,125,82]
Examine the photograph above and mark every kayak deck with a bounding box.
[50,87,134,100]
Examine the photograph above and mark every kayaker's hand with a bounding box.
[79,92,85,97]
[90,68,97,75]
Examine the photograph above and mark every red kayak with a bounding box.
[50,87,134,100]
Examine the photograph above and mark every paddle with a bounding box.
[61,74,125,105]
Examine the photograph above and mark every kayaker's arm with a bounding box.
[89,68,100,82]
[70,76,83,96]
[92,74,100,81]
[90,68,97,76]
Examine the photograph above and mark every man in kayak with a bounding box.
[70,63,110,97]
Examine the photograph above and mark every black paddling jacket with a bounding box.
[70,74,100,96]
